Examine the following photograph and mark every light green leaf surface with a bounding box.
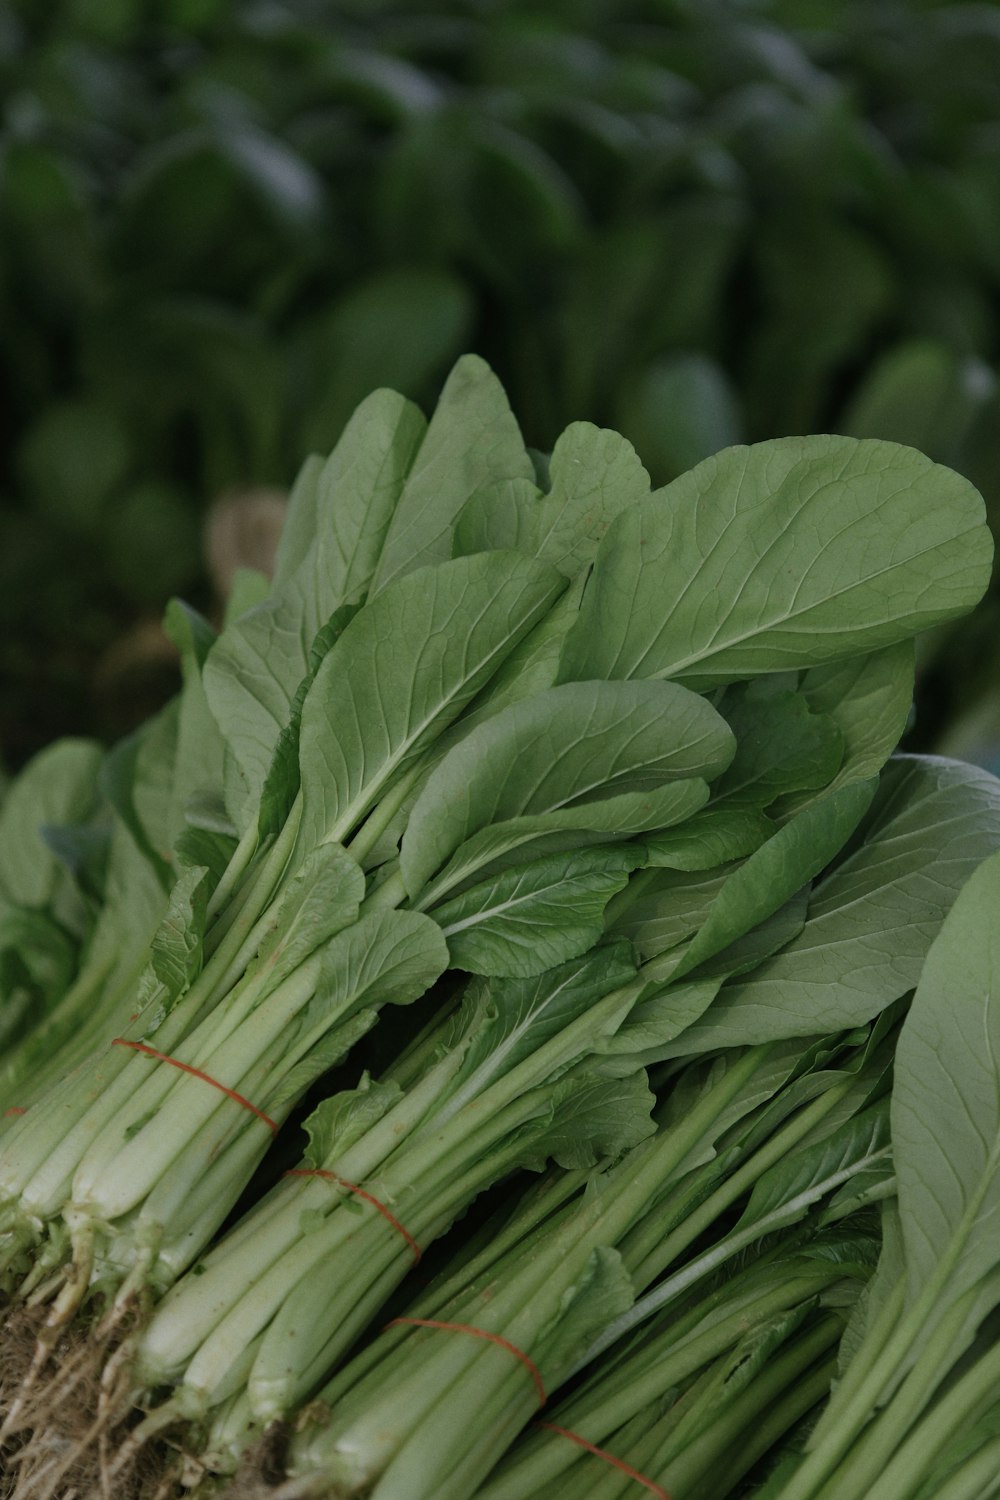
[434,847,640,977]
[255,604,359,842]
[452,476,541,556]
[315,909,449,1026]
[257,842,365,981]
[892,848,1000,1311]
[775,642,915,816]
[526,1073,656,1176]
[370,355,534,593]
[204,391,426,821]
[455,422,650,578]
[163,600,226,850]
[272,453,323,590]
[402,679,733,900]
[536,1245,635,1382]
[298,551,565,851]
[608,866,735,962]
[147,864,211,1006]
[109,706,178,885]
[0,738,102,909]
[660,756,1000,1051]
[304,1075,404,1171]
[713,687,843,810]
[444,942,637,1106]
[420,781,708,912]
[641,807,775,870]
[734,1103,891,1237]
[667,779,876,982]
[558,436,993,686]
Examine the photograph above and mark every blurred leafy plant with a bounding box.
[2,0,1000,764]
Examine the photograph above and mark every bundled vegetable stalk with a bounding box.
[0,354,998,1499]
[475,1224,881,1500]
[118,749,1000,1491]
[751,848,1000,1500]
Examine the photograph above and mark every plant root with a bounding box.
[0,1303,173,1500]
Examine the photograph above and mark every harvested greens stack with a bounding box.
[1,355,999,1500]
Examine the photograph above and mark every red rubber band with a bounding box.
[283,1168,421,1263]
[537,1423,671,1499]
[385,1318,546,1407]
[111,1039,277,1133]
[3,1107,26,1117]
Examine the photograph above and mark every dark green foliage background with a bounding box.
[3,0,1000,768]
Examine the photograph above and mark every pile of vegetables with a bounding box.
[2,353,1000,1500]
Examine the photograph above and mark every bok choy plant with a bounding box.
[0,354,997,1500]
[274,761,1000,1500]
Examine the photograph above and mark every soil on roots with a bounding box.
[0,1305,175,1500]
[212,1427,297,1500]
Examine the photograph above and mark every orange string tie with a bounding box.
[111,1039,277,1133]
[537,1423,672,1499]
[283,1168,422,1263]
[385,1318,546,1407]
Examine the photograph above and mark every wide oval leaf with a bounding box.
[401,679,735,899]
[298,551,565,850]
[558,436,992,686]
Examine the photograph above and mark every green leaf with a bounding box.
[667,779,876,982]
[298,551,565,851]
[203,390,426,826]
[302,389,427,612]
[370,355,535,593]
[445,942,638,1106]
[272,454,323,590]
[173,826,236,887]
[558,437,993,687]
[257,843,365,983]
[528,1071,657,1175]
[599,978,724,1070]
[892,847,1000,1319]
[0,907,77,1048]
[0,821,167,1099]
[163,600,226,851]
[452,476,541,556]
[256,604,360,843]
[315,909,450,1026]
[423,782,708,916]
[143,864,211,1018]
[402,679,733,902]
[775,642,915,815]
[733,1103,891,1239]
[0,738,102,909]
[536,1245,635,1383]
[433,849,640,977]
[836,1202,904,1380]
[304,1074,404,1171]
[446,571,589,737]
[266,1010,383,1123]
[100,704,183,889]
[714,687,843,809]
[641,807,775,869]
[608,866,735,962]
[669,886,810,987]
[455,423,650,578]
[661,756,1000,1051]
